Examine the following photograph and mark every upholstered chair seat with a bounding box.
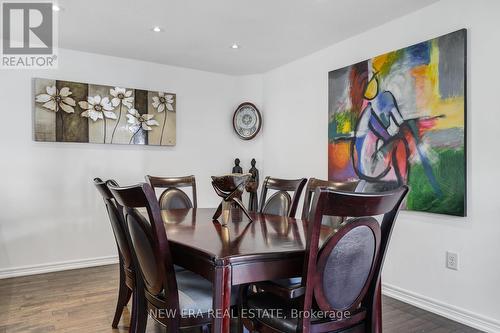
[169,270,213,314]
[255,277,304,299]
[170,268,232,306]
[174,265,187,272]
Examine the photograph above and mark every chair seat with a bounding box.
[174,265,186,272]
[272,277,302,289]
[254,277,304,299]
[176,270,213,314]
[175,269,237,316]
[244,292,365,333]
[245,292,302,333]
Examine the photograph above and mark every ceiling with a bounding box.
[57,0,438,75]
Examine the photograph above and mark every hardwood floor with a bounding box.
[0,265,482,332]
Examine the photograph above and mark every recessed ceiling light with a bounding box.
[52,4,61,11]
[231,43,240,49]
[152,26,162,32]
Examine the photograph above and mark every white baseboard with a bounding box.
[0,255,119,279]
[383,283,500,333]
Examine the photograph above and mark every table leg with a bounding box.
[212,265,232,333]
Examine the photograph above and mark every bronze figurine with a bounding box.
[246,158,259,212]
[232,158,243,174]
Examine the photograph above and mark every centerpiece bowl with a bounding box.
[211,173,253,224]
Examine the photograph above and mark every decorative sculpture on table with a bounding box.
[246,158,259,212]
[232,158,243,173]
[212,173,253,225]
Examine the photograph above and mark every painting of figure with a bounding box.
[328,29,466,216]
[34,79,176,146]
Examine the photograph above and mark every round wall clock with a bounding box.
[232,102,262,140]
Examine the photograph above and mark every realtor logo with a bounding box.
[1,2,58,68]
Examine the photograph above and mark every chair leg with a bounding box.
[125,287,132,304]
[238,284,250,333]
[128,290,137,333]
[133,287,148,333]
[112,266,131,328]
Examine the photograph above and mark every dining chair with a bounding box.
[108,182,211,333]
[255,178,360,300]
[259,176,307,217]
[145,175,197,210]
[240,185,409,333]
[255,178,360,299]
[93,178,136,330]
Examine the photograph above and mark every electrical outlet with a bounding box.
[446,251,459,270]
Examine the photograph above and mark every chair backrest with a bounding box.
[301,178,359,220]
[93,178,133,272]
[259,176,307,217]
[300,186,408,331]
[145,175,197,210]
[108,182,180,313]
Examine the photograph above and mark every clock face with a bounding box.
[233,103,262,140]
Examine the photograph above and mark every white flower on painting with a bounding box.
[79,96,116,121]
[127,108,159,144]
[35,85,76,113]
[152,92,174,145]
[110,87,134,109]
[127,108,159,132]
[109,87,134,143]
[152,92,174,113]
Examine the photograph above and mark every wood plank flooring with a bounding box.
[0,265,482,332]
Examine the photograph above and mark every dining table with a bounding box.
[159,207,339,333]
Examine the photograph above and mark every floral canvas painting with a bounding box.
[34,78,176,146]
[328,29,466,216]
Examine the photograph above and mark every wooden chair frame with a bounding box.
[145,175,197,209]
[259,176,307,217]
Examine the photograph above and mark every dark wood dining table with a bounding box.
[159,207,337,333]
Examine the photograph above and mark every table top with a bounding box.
[160,208,336,265]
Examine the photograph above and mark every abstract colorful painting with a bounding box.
[328,29,466,216]
[34,78,176,146]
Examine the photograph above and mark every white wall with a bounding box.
[0,49,263,276]
[261,0,500,330]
